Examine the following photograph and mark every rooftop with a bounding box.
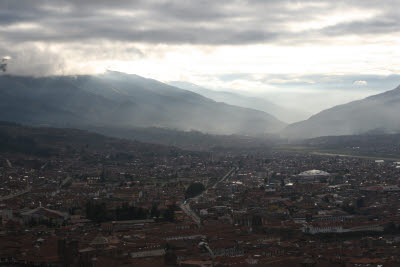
[298,170,330,177]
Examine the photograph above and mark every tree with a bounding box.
[164,205,176,222]
[86,201,108,223]
[151,204,160,218]
[185,182,205,199]
[100,168,106,183]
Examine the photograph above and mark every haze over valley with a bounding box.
[283,84,400,139]
[1,70,400,145]
[0,72,286,137]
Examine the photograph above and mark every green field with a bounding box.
[273,145,400,162]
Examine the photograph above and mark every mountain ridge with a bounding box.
[282,84,400,139]
[168,81,311,123]
[0,72,286,136]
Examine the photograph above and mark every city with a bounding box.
[2,1,400,266]
[1,124,400,266]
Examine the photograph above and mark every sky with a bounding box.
[1,0,400,114]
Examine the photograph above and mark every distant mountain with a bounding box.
[0,121,182,158]
[88,125,280,151]
[0,71,285,136]
[168,81,311,123]
[282,85,400,139]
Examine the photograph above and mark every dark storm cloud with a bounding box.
[1,0,399,45]
[322,16,400,36]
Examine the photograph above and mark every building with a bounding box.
[294,170,330,183]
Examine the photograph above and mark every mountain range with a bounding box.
[0,71,285,136]
[282,85,400,139]
[1,71,400,141]
[169,81,311,123]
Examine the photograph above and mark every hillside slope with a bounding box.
[0,72,286,136]
[169,81,310,123]
[282,85,400,139]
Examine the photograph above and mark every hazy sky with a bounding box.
[1,0,400,113]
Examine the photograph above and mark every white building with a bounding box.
[294,170,330,183]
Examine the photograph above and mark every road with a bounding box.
[60,176,72,188]
[211,167,236,190]
[6,159,12,168]
[180,201,202,226]
[311,152,400,162]
[0,185,32,201]
[180,167,236,226]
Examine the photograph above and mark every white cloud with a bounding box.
[353,80,368,85]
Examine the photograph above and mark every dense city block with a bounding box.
[1,124,400,266]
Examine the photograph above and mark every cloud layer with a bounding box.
[1,0,399,45]
[1,0,399,74]
[1,1,400,45]
[1,0,399,114]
